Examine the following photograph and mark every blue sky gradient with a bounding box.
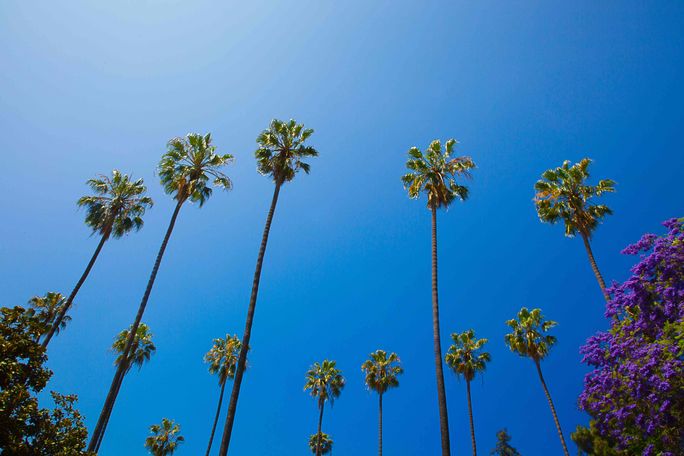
[2,1,683,454]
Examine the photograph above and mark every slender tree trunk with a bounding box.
[42,232,108,348]
[466,380,476,456]
[95,356,128,452]
[316,402,324,456]
[580,232,609,303]
[88,200,184,452]
[218,182,282,455]
[431,205,451,456]
[378,393,383,456]
[205,381,227,456]
[534,359,569,456]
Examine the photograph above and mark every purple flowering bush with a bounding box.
[578,219,684,455]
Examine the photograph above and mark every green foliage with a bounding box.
[255,118,318,184]
[489,429,521,456]
[78,169,153,239]
[27,292,70,340]
[361,350,403,395]
[401,138,475,209]
[144,418,184,456]
[304,360,345,408]
[534,158,615,238]
[159,132,234,206]
[571,422,622,456]
[204,334,243,386]
[112,323,156,374]
[445,329,491,382]
[308,432,333,455]
[504,307,557,361]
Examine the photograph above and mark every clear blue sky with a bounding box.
[1,1,683,455]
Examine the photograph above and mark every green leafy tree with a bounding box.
[489,429,521,456]
[571,422,621,456]
[88,133,233,452]
[361,350,403,456]
[505,308,569,456]
[304,360,345,456]
[446,330,490,456]
[42,170,153,347]
[308,432,333,455]
[534,159,615,301]
[401,138,475,455]
[203,334,242,456]
[145,418,184,456]
[219,119,318,455]
[28,292,70,342]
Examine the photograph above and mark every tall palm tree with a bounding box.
[361,350,403,456]
[304,360,345,456]
[534,158,615,302]
[402,138,475,455]
[88,133,233,452]
[42,170,153,347]
[218,118,318,455]
[308,432,333,455]
[204,334,242,456]
[504,307,569,456]
[28,292,70,342]
[445,330,490,456]
[145,418,184,456]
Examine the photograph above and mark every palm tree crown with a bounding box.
[504,308,557,361]
[361,350,403,395]
[28,292,70,337]
[308,432,333,455]
[145,418,184,456]
[159,133,234,206]
[78,169,153,239]
[204,334,243,386]
[255,119,318,184]
[304,360,345,407]
[446,330,491,382]
[401,139,475,209]
[534,158,615,238]
[112,323,156,374]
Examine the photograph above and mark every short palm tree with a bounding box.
[445,330,490,456]
[504,307,569,456]
[308,432,333,455]
[145,418,184,456]
[88,133,233,452]
[489,429,521,456]
[304,360,345,456]
[361,350,403,456]
[42,170,152,347]
[534,158,615,301]
[219,119,318,455]
[204,334,242,456]
[28,292,70,342]
[402,138,475,455]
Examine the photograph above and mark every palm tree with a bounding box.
[308,432,333,455]
[28,292,70,342]
[88,133,233,452]
[145,418,184,456]
[204,334,242,456]
[402,138,475,455]
[534,158,615,302]
[361,350,403,456]
[489,429,521,456]
[445,330,490,456]
[42,170,153,347]
[504,307,569,456]
[304,360,345,456]
[218,119,318,455]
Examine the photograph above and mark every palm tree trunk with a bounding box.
[205,381,227,456]
[534,359,569,456]
[431,205,451,456]
[88,199,184,452]
[378,393,383,456]
[580,232,609,302]
[95,357,128,452]
[42,232,108,348]
[316,402,324,456]
[466,380,477,456]
[218,182,282,456]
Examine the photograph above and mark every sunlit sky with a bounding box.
[2,1,683,454]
